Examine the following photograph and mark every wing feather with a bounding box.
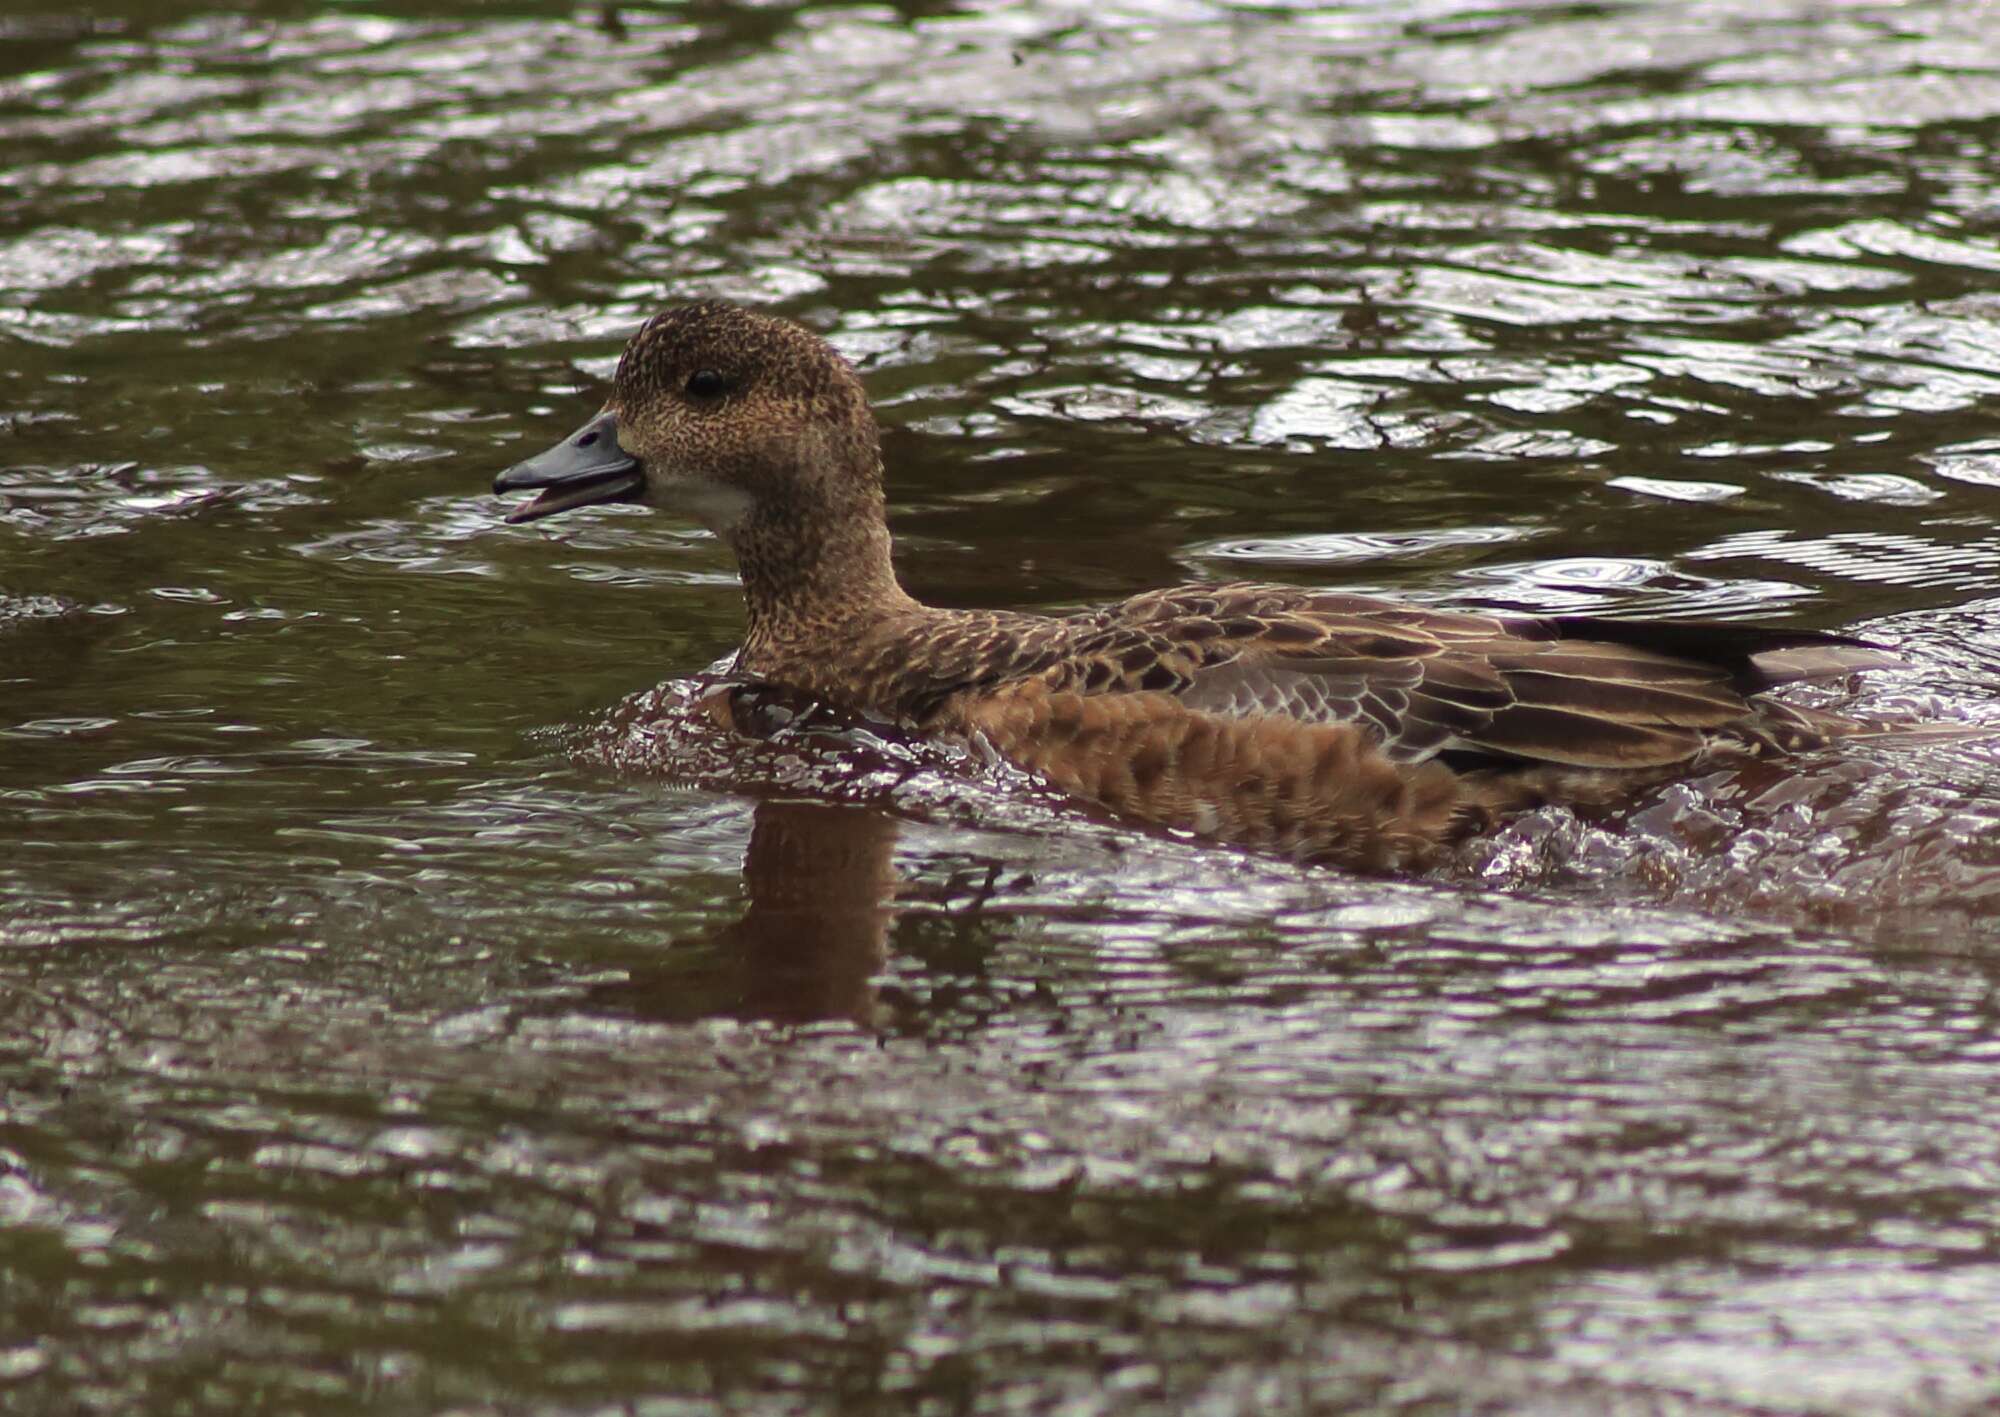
[1083,582,1893,770]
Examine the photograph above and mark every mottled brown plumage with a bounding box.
[495,300,1904,871]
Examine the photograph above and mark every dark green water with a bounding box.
[6,1,2000,1411]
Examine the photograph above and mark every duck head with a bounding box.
[494,300,885,541]
[495,300,914,648]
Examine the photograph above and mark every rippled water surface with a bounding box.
[7,0,2000,1411]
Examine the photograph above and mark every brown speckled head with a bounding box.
[605,300,916,653]
[611,301,879,533]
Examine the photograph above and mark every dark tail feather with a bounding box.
[1548,616,1902,691]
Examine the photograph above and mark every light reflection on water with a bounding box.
[5,0,2000,1411]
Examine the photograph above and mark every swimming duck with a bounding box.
[495,300,1901,871]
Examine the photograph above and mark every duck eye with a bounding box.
[684,368,729,398]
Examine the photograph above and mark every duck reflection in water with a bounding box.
[586,791,900,1028]
[717,797,900,1026]
[498,300,1979,874]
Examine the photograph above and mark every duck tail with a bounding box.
[1830,716,2000,746]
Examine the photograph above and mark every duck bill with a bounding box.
[494,408,644,524]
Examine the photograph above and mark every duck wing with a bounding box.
[1096,583,1899,769]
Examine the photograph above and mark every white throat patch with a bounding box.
[662,476,755,536]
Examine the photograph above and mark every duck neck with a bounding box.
[731,494,922,674]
